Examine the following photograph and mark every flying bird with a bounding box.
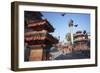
[61,13,66,16]
[74,24,78,27]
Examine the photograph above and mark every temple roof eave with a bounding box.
[74,39,90,43]
[25,33,58,44]
[27,19,55,32]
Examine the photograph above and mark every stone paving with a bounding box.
[49,47,90,60]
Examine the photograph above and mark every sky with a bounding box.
[41,12,90,42]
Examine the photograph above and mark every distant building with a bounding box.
[62,44,72,54]
[55,42,72,55]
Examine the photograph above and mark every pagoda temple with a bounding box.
[24,11,58,61]
[73,31,90,51]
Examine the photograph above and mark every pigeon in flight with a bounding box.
[61,13,66,16]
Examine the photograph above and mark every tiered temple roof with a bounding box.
[73,30,90,51]
[74,31,89,43]
[25,19,58,45]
